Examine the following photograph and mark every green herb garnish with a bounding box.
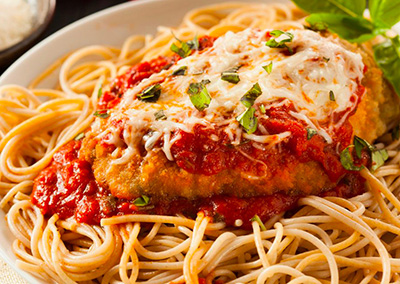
[262,62,273,74]
[240,83,263,108]
[133,195,150,207]
[340,146,364,171]
[329,90,335,101]
[306,128,318,140]
[74,132,85,141]
[94,110,110,119]
[172,66,188,76]
[154,110,167,121]
[353,136,389,171]
[138,84,162,102]
[187,79,212,111]
[170,35,199,58]
[260,104,266,114]
[251,215,267,231]
[97,85,103,98]
[236,107,258,134]
[266,30,294,54]
[221,66,241,84]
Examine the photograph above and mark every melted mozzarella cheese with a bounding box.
[93,28,365,163]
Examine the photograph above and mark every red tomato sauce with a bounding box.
[31,35,367,228]
[31,139,365,228]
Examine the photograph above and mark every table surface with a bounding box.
[0,1,129,282]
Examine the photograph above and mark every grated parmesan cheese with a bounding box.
[93,28,365,164]
[0,0,34,51]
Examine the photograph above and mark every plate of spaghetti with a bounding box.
[1,0,400,283]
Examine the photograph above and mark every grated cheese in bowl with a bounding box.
[0,0,34,51]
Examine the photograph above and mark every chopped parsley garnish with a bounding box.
[306,128,318,140]
[236,107,258,134]
[262,62,273,74]
[392,124,400,141]
[251,215,266,231]
[240,83,263,108]
[329,90,335,101]
[170,35,199,58]
[154,110,167,121]
[74,132,85,141]
[221,66,241,84]
[172,66,188,76]
[187,79,212,111]
[266,30,294,54]
[323,57,330,62]
[260,104,266,114]
[93,110,110,119]
[138,84,162,102]
[133,195,150,207]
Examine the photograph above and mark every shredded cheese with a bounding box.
[93,28,365,163]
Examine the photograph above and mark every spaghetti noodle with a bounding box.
[1,2,400,284]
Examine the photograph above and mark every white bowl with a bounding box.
[0,0,55,68]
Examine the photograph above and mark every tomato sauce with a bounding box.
[31,35,367,228]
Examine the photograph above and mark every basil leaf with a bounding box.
[266,30,294,54]
[306,128,318,140]
[172,66,187,76]
[221,66,241,84]
[259,104,266,114]
[240,83,263,108]
[138,84,162,102]
[353,136,389,171]
[373,36,400,96]
[97,86,103,98]
[133,195,150,207]
[369,0,400,29]
[236,107,258,134]
[74,132,85,141]
[186,35,199,51]
[340,147,364,171]
[251,215,266,231]
[154,110,167,121]
[262,62,273,74]
[306,13,374,43]
[371,149,389,171]
[354,136,367,158]
[94,110,110,119]
[170,35,199,58]
[188,80,212,111]
[291,0,365,17]
[329,90,335,101]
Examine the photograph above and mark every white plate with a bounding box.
[0,0,284,283]
[2,1,399,283]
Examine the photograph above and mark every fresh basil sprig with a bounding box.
[292,0,400,96]
[373,36,400,95]
[292,0,365,17]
